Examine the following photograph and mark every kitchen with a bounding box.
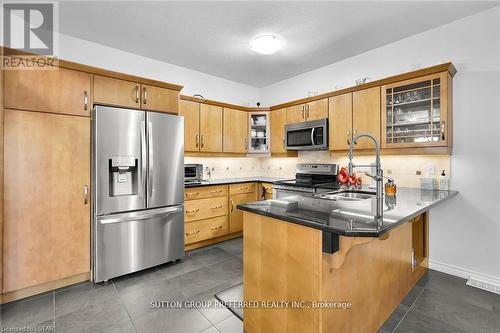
[1,1,500,333]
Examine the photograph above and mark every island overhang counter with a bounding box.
[237,188,457,333]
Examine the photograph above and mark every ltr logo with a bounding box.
[3,3,54,55]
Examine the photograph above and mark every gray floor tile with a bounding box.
[201,326,220,333]
[54,298,134,333]
[395,309,468,333]
[169,257,242,300]
[425,270,497,311]
[112,267,165,292]
[117,276,184,320]
[215,238,243,257]
[185,284,235,325]
[401,284,423,307]
[55,281,118,317]
[379,304,409,333]
[215,315,243,333]
[0,291,54,328]
[133,308,212,333]
[160,246,235,281]
[412,289,500,332]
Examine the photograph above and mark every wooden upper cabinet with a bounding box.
[286,104,305,124]
[179,100,200,152]
[200,104,223,152]
[306,99,328,121]
[93,75,140,109]
[381,72,451,149]
[270,108,287,154]
[3,110,90,292]
[352,87,381,150]
[141,84,179,114]
[4,67,91,117]
[223,108,248,153]
[329,93,353,151]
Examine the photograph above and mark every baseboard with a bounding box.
[429,259,500,287]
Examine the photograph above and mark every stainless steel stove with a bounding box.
[273,163,340,198]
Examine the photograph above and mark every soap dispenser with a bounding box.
[439,170,449,190]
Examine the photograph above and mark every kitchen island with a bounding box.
[238,188,457,333]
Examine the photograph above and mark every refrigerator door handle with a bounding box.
[99,206,182,224]
[141,122,147,198]
[148,121,154,200]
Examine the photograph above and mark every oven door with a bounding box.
[285,119,328,150]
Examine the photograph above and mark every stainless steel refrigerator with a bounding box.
[92,105,184,282]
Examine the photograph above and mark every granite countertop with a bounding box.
[184,177,286,188]
[237,187,458,237]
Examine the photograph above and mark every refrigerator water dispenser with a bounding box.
[109,156,138,196]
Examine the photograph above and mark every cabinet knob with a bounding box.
[195,134,199,148]
[186,209,200,214]
[200,135,204,148]
[441,121,446,140]
[230,199,234,213]
[186,230,200,236]
[210,205,223,210]
[346,130,351,145]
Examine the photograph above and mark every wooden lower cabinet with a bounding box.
[257,182,273,200]
[184,196,227,222]
[3,109,90,293]
[185,216,229,245]
[229,187,257,233]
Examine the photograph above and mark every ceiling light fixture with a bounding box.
[250,35,282,55]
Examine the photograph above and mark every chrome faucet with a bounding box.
[348,133,384,228]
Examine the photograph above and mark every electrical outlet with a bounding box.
[387,169,392,175]
[416,170,422,175]
[426,164,436,176]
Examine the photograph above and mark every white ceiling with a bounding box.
[59,1,498,87]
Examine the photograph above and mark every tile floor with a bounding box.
[1,237,499,333]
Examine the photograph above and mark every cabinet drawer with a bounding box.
[184,185,228,201]
[184,216,228,245]
[229,183,255,195]
[184,196,227,222]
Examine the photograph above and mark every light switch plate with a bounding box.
[426,164,436,176]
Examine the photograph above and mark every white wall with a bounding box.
[57,34,260,106]
[261,7,500,282]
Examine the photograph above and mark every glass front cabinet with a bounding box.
[382,72,452,149]
[248,112,270,154]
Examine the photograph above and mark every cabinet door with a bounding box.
[382,72,450,148]
[141,84,179,114]
[94,75,140,109]
[286,104,305,124]
[352,87,381,150]
[3,110,90,292]
[4,67,91,116]
[223,108,248,153]
[270,108,287,154]
[306,99,328,121]
[229,191,257,233]
[200,104,223,152]
[179,100,200,152]
[329,93,352,151]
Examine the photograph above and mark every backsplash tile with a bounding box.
[185,152,451,188]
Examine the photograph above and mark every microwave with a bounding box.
[184,164,203,183]
[285,118,328,150]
